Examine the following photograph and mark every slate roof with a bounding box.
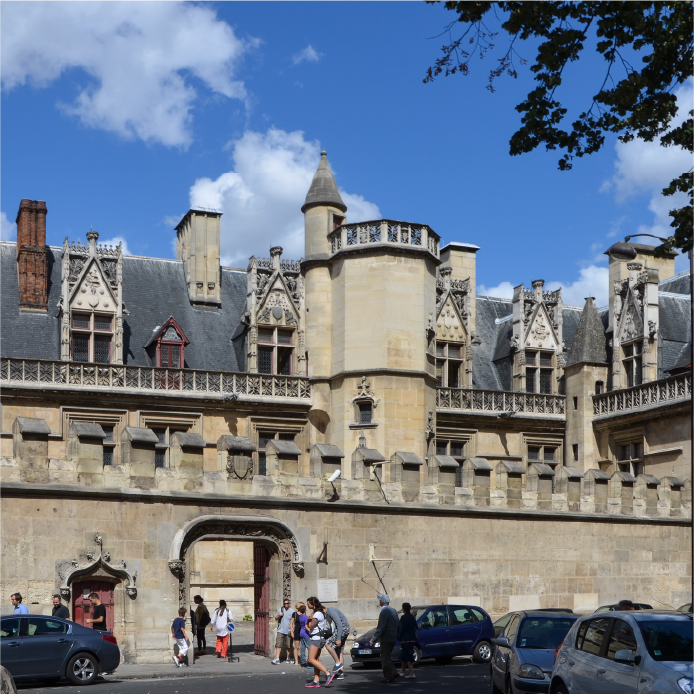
[1,242,248,371]
[566,298,608,367]
[301,152,346,213]
[659,270,691,295]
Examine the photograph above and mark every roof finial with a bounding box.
[302,150,347,214]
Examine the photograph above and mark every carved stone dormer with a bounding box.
[60,231,124,364]
[246,246,305,375]
[434,267,472,388]
[611,262,659,388]
[511,280,564,393]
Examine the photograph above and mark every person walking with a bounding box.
[210,600,233,659]
[325,605,350,680]
[10,594,28,615]
[193,595,210,655]
[398,603,418,679]
[305,597,337,688]
[85,593,107,630]
[370,595,399,683]
[52,595,70,619]
[272,598,296,664]
[291,602,309,666]
[171,607,189,668]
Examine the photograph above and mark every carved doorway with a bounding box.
[253,544,270,656]
[72,580,115,632]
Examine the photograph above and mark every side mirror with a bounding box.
[495,636,510,647]
[614,650,640,665]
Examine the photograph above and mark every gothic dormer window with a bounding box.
[525,350,554,394]
[622,341,643,387]
[257,328,293,375]
[147,318,189,368]
[71,313,113,363]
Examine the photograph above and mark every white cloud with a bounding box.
[189,128,380,267]
[602,80,692,243]
[1,2,253,148]
[477,281,515,299]
[292,45,321,65]
[100,235,131,256]
[546,265,609,308]
[1,212,17,241]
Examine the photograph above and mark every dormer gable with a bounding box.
[145,317,190,368]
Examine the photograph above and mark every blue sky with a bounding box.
[2,1,690,307]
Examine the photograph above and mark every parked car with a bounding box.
[550,610,693,694]
[490,611,578,694]
[494,610,574,638]
[678,603,692,614]
[0,614,120,685]
[350,604,494,666]
[594,602,653,613]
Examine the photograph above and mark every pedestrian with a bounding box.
[171,607,189,668]
[301,603,314,670]
[325,605,350,680]
[85,593,107,630]
[305,596,337,688]
[10,593,28,615]
[272,598,296,664]
[370,594,400,683]
[193,595,210,655]
[398,603,418,679]
[616,599,635,611]
[291,602,309,666]
[52,594,70,619]
[210,599,233,658]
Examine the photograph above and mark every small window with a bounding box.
[595,381,604,395]
[436,342,464,387]
[277,331,293,345]
[258,329,274,343]
[435,440,448,456]
[277,348,292,375]
[1,619,21,638]
[94,315,112,331]
[94,335,111,364]
[73,334,90,362]
[436,344,445,357]
[162,326,181,341]
[255,328,294,375]
[73,314,91,329]
[526,369,537,393]
[540,352,552,367]
[528,446,541,461]
[544,447,556,463]
[526,351,536,365]
[149,425,190,468]
[577,618,610,656]
[359,402,372,424]
[572,444,578,462]
[332,215,345,231]
[539,369,553,394]
[573,396,578,410]
[102,426,115,466]
[258,347,273,374]
[450,441,465,458]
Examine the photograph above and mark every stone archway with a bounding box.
[167,515,304,606]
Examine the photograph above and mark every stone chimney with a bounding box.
[175,209,222,307]
[16,199,49,311]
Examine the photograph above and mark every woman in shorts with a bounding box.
[305,597,336,688]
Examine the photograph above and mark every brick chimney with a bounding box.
[16,199,49,310]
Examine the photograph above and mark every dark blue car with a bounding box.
[0,614,120,685]
[350,604,495,666]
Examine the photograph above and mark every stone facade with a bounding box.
[0,152,691,662]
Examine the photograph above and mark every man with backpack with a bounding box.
[325,606,350,680]
[193,595,210,655]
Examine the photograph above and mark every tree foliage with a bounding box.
[425,1,693,254]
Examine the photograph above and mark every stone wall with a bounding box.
[1,488,690,664]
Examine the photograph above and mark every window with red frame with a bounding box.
[156,325,186,368]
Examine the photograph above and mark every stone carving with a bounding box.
[226,454,254,480]
[284,309,297,325]
[533,314,548,340]
[168,560,185,577]
[258,308,271,324]
[425,410,434,440]
[648,320,657,339]
[510,334,520,352]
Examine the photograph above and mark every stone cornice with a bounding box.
[2,481,690,527]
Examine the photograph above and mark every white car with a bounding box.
[550,610,693,694]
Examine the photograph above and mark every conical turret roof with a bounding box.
[302,151,347,213]
[566,297,608,367]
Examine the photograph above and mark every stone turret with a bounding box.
[564,297,608,471]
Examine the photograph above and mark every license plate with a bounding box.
[358,649,372,655]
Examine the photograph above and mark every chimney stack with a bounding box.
[16,199,49,311]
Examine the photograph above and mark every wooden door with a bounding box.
[72,580,115,632]
[253,544,270,656]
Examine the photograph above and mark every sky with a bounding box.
[1,1,690,308]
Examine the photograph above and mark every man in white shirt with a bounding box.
[272,599,296,664]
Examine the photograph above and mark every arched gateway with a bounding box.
[167,516,305,656]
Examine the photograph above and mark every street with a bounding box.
[15,659,491,694]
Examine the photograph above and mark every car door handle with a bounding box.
[568,660,575,666]
[597,668,606,674]
[57,639,69,643]
[7,642,21,647]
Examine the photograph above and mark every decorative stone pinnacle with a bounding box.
[532,279,545,301]
[627,262,643,271]
[86,230,99,245]
[321,150,327,156]
[270,246,283,270]
[358,430,366,448]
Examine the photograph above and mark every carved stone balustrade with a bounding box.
[593,373,691,419]
[328,219,440,258]
[0,358,311,403]
[436,388,565,419]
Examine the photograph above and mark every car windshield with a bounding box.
[516,617,576,649]
[638,620,694,661]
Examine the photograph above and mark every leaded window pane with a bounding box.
[436,344,445,357]
[634,357,642,385]
[258,433,273,450]
[170,345,181,368]
[526,351,536,366]
[94,336,111,364]
[528,446,541,461]
[450,441,465,457]
[359,403,372,424]
[73,334,90,362]
[436,362,444,387]
[103,446,113,466]
[540,369,552,394]
[540,352,552,367]
[618,445,630,461]
[73,314,90,329]
[435,440,448,456]
[161,347,169,367]
[277,331,293,345]
[153,428,166,445]
[155,449,165,468]
[455,464,463,488]
[543,447,555,462]
[102,425,114,443]
[632,443,643,459]
[258,329,274,344]
[526,368,536,393]
[258,347,273,374]
[94,315,112,331]
[277,348,292,375]
[632,461,644,478]
[258,452,267,476]
[448,362,460,388]
[626,361,634,388]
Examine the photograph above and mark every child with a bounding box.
[171,607,189,668]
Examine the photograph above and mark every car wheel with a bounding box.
[413,647,421,667]
[473,641,492,663]
[550,682,569,694]
[434,656,453,665]
[66,653,98,685]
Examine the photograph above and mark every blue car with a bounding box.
[490,611,578,694]
[350,604,495,666]
[0,614,120,685]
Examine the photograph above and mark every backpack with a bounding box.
[320,615,334,640]
[198,605,211,629]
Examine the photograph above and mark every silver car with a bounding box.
[550,610,693,694]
